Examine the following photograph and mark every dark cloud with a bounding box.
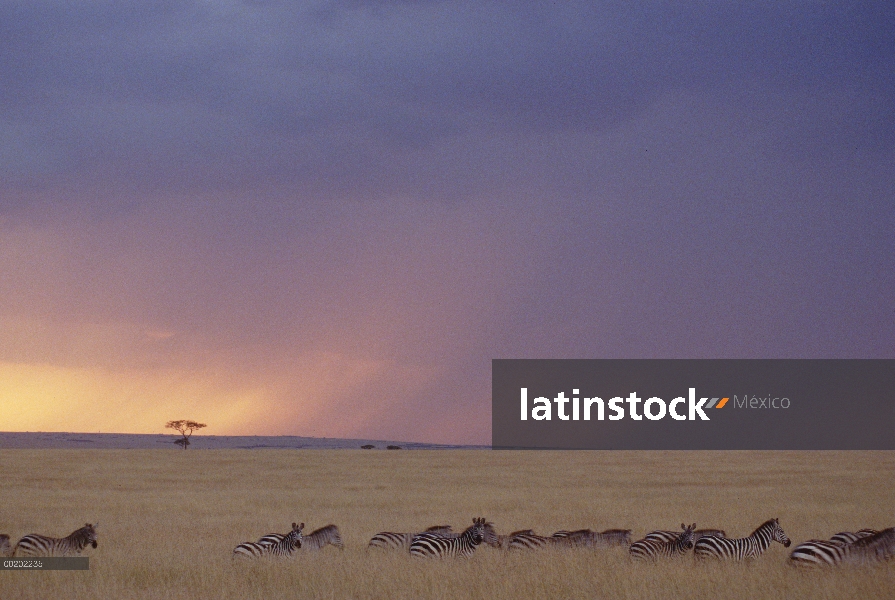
[0,2,892,442]
[2,1,892,200]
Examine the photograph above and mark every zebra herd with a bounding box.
[3,519,893,569]
[362,517,895,568]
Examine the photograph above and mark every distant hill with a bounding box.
[0,431,487,450]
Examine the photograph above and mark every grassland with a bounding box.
[1,450,893,599]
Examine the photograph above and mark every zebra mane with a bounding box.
[750,519,778,536]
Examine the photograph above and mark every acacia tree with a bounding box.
[165,420,207,450]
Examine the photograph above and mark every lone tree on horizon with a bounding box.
[165,420,206,450]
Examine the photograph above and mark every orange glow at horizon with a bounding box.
[0,201,506,445]
[0,352,446,439]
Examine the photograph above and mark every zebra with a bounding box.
[829,529,878,545]
[629,523,696,560]
[551,529,633,548]
[0,534,11,557]
[597,529,635,546]
[409,518,487,558]
[259,524,343,552]
[507,531,560,551]
[233,522,304,559]
[368,525,454,551]
[485,528,535,551]
[644,528,726,544]
[789,528,895,567]
[13,523,98,557]
[694,518,790,561]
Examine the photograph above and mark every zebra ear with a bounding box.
[681,523,686,530]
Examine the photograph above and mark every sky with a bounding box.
[0,1,892,444]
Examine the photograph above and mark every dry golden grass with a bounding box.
[1,450,893,599]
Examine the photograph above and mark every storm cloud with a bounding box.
[0,1,892,443]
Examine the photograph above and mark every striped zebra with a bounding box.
[629,523,696,560]
[0,534,11,557]
[694,518,790,561]
[233,522,304,559]
[789,528,895,567]
[485,528,535,551]
[409,518,487,558]
[829,529,878,545]
[259,524,343,552]
[368,525,454,551]
[507,531,559,551]
[551,529,633,548]
[13,523,98,557]
[644,528,726,544]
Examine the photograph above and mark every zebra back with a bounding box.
[644,528,726,544]
[694,518,790,561]
[257,532,285,546]
[303,525,343,551]
[260,524,343,551]
[368,532,412,550]
[235,522,303,559]
[841,528,895,565]
[486,529,534,550]
[830,529,879,545]
[368,525,454,551]
[409,517,486,559]
[233,541,269,558]
[13,523,98,557]
[554,529,633,548]
[600,529,634,545]
[791,529,895,568]
[424,525,453,534]
[508,532,557,551]
[629,523,696,560]
[552,530,571,538]
[788,539,849,567]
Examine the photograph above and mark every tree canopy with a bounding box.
[165,420,206,449]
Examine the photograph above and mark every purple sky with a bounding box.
[1,1,892,444]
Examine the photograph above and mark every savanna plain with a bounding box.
[1,450,893,599]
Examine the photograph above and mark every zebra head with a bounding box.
[679,523,697,550]
[470,518,487,545]
[287,522,305,550]
[770,518,791,548]
[83,523,98,549]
